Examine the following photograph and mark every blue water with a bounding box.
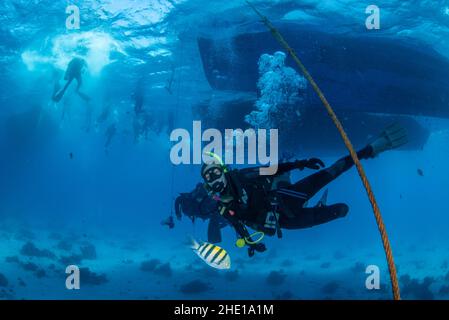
[1,0,449,300]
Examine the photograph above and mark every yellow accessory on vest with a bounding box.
[235,232,265,248]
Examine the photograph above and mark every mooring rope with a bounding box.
[246,1,400,300]
[169,35,185,219]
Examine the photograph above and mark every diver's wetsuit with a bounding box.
[104,124,117,149]
[175,183,219,222]
[276,146,373,229]
[134,79,145,115]
[53,58,89,102]
[175,183,229,243]
[213,145,374,240]
[64,58,85,85]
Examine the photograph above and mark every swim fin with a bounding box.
[77,91,91,103]
[315,189,328,208]
[52,90,64,103]
[370,123,408,157]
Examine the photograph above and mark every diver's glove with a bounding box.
[295,158,325,170]
[161,216,175,229]
[247,243,267,258]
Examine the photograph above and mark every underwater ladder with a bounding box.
[246,1,401,300]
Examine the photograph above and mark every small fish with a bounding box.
[69,152,74,159]
[190,238,231,270]
[417,169,424,176]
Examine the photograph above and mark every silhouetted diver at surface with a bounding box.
[104,123,117,151]
[52,58,90,103]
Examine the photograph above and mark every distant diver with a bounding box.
[417,168,424,177]
[133,78,145,115]
[132,78,153,142]
[167,110,175,135]
[104,123,117,151]
[165,63,175,95]
[163,183,229,243]
[52,57,90,103]
[200,123,408,257]
[97,101,111,125]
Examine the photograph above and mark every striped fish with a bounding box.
[190,239,231,270]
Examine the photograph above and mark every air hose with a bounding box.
[246,1,401,300]
[236,232,265,248]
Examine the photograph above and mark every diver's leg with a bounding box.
[62,79,73,92]
[53,79,61,97]
[78,92,90,102]
[326,145,373,178]
[75,76,91,102]
[76,75,83,89]
[285,146,373,201]
[279,203,349,229]
[52,79,73,102]
[105,136,111,148]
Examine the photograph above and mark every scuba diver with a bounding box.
[133,78,145,115]
[161,183,229,243]
[104,123,117,151]
[132,78,156,142]
[52,57,90,103]
[97,101,112,125]
[201,123,408,257]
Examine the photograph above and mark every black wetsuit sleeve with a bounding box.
[237,161,301,178]
[237,166,262,179]
[274,162,302,175]
[231,218,252,240]
[198,196,217,218]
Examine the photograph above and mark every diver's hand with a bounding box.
[296,158,325,170]
[306,158,325,170]
[247,243,266,257]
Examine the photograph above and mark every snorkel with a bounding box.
[204,151,228,173]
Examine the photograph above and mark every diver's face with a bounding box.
[204,167,227,193]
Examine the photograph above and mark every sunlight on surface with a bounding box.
[21,31,126,75]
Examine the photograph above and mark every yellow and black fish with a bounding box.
[190,239,231,270]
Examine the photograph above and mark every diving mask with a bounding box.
[204,167,227,193]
